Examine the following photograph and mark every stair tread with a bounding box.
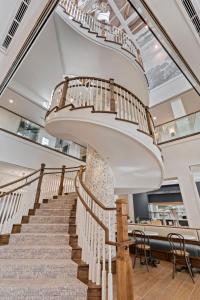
[36,208,72,210]
[0,245,72,249]
[0,259,77,266]
[0,277,87,289]
[22,223,70,226]
[11,233,70,236]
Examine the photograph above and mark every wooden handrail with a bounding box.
[75,169,134,249]
[0,175,41,198]
[47,76,158,142]
[50,76,147,110]
[0,169,41,190]
[0,165,82,200]
[75,172,117,246]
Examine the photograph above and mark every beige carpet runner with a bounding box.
[0,193,87,300]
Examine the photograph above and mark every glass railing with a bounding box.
[0,107,86,161]
[155,111,200,144]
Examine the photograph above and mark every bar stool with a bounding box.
[167,233,195,283]
[132,229,151,272]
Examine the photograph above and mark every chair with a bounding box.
[132,230,151,272]
[167,233,195,283]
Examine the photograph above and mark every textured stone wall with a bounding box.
[85,145,115,208]
[85,145,116,246]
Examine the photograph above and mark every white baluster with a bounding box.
[108,211,113,300]
[101,226,107,300]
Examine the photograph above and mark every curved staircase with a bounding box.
[0,165,137,300]
[0,192,87,300]
[58,0,144,71]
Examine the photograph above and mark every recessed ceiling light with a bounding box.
[145,24,148,29]
[155,44,158,49]
[9,99,14,104]
[153,116,157,120]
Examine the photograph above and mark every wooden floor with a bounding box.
[113,259,200,300]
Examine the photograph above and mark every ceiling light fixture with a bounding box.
[69,16,73,20]
[153,116,157,120]
[155,44,158,49]
[145,24,148,29]
[9,99,14,104]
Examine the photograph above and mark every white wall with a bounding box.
[0,107,20,132]
[0,0,56,89]
[0,86,47,126]
[161,134,200,227]
[0,130,82,170]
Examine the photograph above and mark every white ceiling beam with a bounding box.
[107,0,139,47]
[125,12,138,25]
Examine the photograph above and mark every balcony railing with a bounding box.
[155,110,200,144]
[59,0,143,67]
[47,76,156,142]
[0,106,86,161]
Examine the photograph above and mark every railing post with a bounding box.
[146,107,156,144]
[59,76,69,108]
[35,163,45,204]
[58,165,66,195]
[116,199,134,300]
[109,78,116,112]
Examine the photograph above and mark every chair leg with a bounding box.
[133,247,138,269]
[185,257,195,284]
[172,255,176,279]
[133,254,137,269]
[144,250,149,272]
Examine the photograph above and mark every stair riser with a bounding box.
[29,216,75,224]
[0,265,77,279]
[40,204,76,209]
[0,249,72,259]
[21,224,69,233]
[0,289,86,300]
[9,235,69,246]
[35,210,75,216]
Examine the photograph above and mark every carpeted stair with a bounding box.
[0,193,87,300]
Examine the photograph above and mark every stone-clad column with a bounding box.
[85,145,115,208]
[85,145,115,243]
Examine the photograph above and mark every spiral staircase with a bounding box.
[45,0,164,194]
[0,1,164,300]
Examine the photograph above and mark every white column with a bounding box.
[170,98,186,119]
[178,171,200,228]
[128,194,134,222]
[170,98,190,137]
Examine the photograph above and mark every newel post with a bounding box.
[116,199,134,300]
[35,163,45,204]
[59,76,69,108]
[109,78,116,112]
[58,165,66,195]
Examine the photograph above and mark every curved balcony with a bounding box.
[46,76,163,193]
[59,0,144,70]
[47,76,155,140]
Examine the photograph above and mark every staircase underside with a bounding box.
[46,107,163,194]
